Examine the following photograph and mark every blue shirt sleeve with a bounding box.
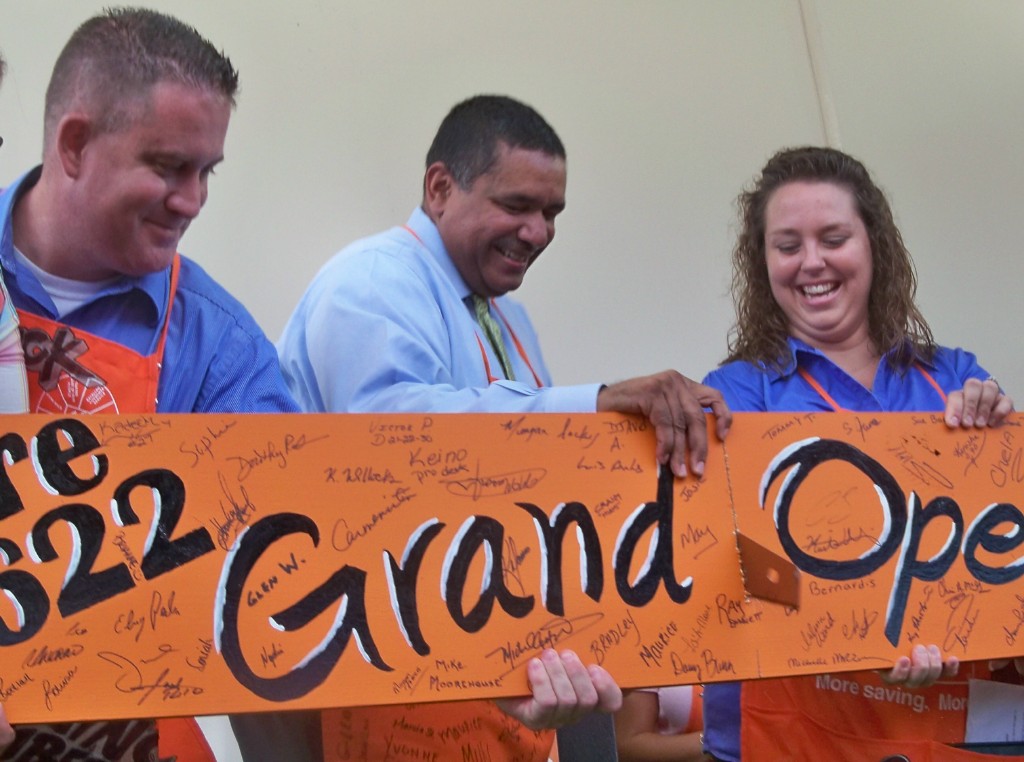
[157,258,299,413]
[703,362,769,413]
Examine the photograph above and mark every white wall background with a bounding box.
[1,1,1021,758]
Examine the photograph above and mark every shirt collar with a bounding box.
[764,335,936,380]
[405,206,474,301]
[1,166,165,324]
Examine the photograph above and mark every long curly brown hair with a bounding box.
[725,146,935,371]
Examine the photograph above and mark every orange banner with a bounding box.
[0,411,1020,723]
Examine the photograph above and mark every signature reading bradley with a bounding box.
[589,608,642,666]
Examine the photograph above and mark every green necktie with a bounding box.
[472,295,516,381]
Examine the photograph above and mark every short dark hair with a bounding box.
[44,7,239,146]
[425,94,565,188]
[726,146,935,371]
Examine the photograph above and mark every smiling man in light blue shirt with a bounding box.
[279,95,730,478]
[270,94,731,762]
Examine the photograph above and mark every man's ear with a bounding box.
[54,114,93,179]
[423,162,456,219]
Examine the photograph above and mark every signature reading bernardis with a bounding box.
[227,432,329,481]
[442,463,546,501]
[486,613,603,677]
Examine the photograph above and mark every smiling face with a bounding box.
[425,142,566,298]
[764,180,874,353]
[64,80,231,281]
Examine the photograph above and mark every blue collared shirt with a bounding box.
[277,207,601,413]
[1,168,298,414]
[703,336,988,414]
[700,335,989,761]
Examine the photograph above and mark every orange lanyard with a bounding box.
[797,363,947,412]
[403,225,543,387]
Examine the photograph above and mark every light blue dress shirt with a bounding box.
[700,335,990,761]
[277,207,601,414]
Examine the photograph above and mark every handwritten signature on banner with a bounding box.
[0,412,1021,723]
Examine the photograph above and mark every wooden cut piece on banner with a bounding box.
[736,533,801,609]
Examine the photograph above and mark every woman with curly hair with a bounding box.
[700,146,1015,760]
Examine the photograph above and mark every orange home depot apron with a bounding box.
[322,701,555,762]
[741,669,1024,761]
[155,717,216,762]
[9,256,213,762]
[16,257,180,415]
